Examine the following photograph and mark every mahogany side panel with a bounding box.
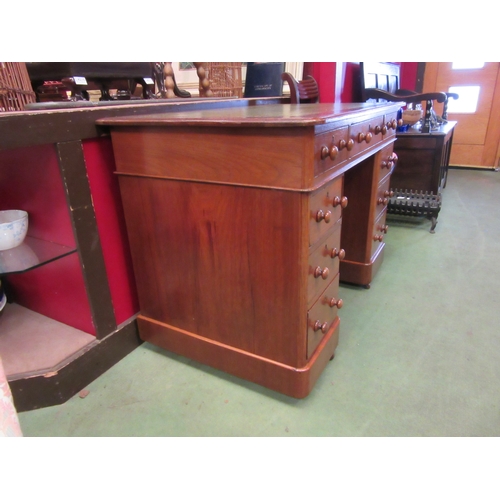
[118,177,309,366]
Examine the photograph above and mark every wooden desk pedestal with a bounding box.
[100,102,399,398]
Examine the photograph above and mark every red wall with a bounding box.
[0,138,141,335]
[303,62,337,103]
[400,63,419,91]
[0,144,95,334]
[82,138,139,326]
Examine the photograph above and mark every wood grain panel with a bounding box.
[111,126,313,190]
[118,176,309,365]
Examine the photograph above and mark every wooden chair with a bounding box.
[360,62,458,132]
[281,72,319,103]
[153,62,192,99]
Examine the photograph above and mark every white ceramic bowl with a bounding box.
[0,210,29,251]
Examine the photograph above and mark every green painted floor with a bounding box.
[17,168,500,437]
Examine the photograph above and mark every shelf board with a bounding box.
[0,303,96,380]
[0,236,77,275]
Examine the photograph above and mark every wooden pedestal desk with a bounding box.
[99,102,400,398]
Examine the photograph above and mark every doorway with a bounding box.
[423,62,500,169]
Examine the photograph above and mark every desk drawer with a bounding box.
[307,219,343,306]
[371,211,388,258]
[348,115,397,158]
[314,126,349,177]
[308,176,346,245]
[375,175,393,221]
[376,144,398,185]
[307,274,342,358]
[348,118,381,157]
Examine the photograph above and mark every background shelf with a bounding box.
[0,303,96,379]
[0,236,76,275]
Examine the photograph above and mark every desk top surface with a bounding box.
[97,102,401,129]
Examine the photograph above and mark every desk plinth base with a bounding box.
[340,244,385,288]
[137,315,339,399]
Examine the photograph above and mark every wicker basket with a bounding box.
[205,63,243,98]
[0,62,36,112]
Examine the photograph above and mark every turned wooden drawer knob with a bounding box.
[373,234,384,242]
[313,320,329,333]
[332,195,348,208]
[328,297,343,309]
[338,139,347,150]
[321,146,330,159]
[374,125,381,135]
[377,197,389,206]
[358,132,373,143]
[380,225,389,233]
[330,247,346,260]
[346,139,354,151]
[387,160,396,169]
[382,154,396,169]
[329,145,339,160]
[314,266,330,280]
[384,190,394,198]
[315,210,332,223]
[381,125,388,135]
